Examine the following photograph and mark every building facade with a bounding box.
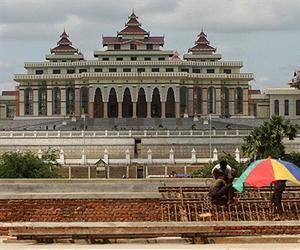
[0,91,16,119]
[14,12,253,119]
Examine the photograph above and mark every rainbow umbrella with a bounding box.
[233,158,300,192]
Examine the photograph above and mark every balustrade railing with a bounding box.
[0,129,250,138]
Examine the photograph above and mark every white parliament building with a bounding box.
[13,12,254,119]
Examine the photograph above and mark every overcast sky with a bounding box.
[1,0,300,92]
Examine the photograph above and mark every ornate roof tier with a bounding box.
[102,11,164,49]
[188,30,216,54]
[50,30,81,56]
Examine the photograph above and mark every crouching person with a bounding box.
[209,169,233,205]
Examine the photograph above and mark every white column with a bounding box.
[33,88,38,116]
[81,149,86,165]
[118,102,122,118]
[59,149,65,164]
[19,89,24,116]
[191,148,196,163]
[104,148,108,164]
[169,148,174,164]
[132,102,137,118]
[161,102,166,118]
[235,148,240,162]
[147,148,152,164]
[213,148,218,161]
[37,149,42,159]
[68,166,72,179]
[147,102,151,118]
[125,148,130,164]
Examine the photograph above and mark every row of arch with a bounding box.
[23,86,244,117]
[94,87,175,118]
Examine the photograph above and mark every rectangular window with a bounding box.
[114,44,121,50]
[192,68,201,73]
[166,68,174,72]
[131,57,137,61]
[53,69,61,74]
[102,57,109,61]
[109,68,117,72]
[36,70,43,75]
[151,68,159,72]
[146,44,153,50]
[123,68,131,72]
[158,57,165,61]
[253,104,257,117]
[144,57,151,61]
[79,69,87,73]
[181,68,189,73]
[116,57,123,61]
[130,43,137,50]
[94,68,102,72]
[137,68,145,73]
[284,99,289,116]
[224,69,232,74]
[296,100,300,115]
[274,100,279,115]
[207,69,215,74]
[67,69,75,74]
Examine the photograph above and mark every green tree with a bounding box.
[191,153,245,178]
[241,115,299,160]
[0,148,61,178]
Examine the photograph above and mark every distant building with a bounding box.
[248,70,300,119]
[14,11,253,119]
[0,91,16,119]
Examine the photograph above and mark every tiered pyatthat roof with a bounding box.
[118,11,148,35]
[102,11,164,48]
[170,51,182,61]
[289,70,300,89]
[50,30,80,55]
[188,30,216,54]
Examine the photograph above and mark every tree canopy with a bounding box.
[0,148,60,178]
[241,115,299,160]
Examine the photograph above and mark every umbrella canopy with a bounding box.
[233,158,300,192]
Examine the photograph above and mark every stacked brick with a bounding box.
[0,199,161,222]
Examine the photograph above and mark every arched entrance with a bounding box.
[24,87,33,115]
[108,88,118,118]
[66,87,75,115]
[208,86,216,114]
[38,84,47,116]
[180,86,188,116]
[122,88,133,117]
[151,88,161,118]
[94,88,104,118]
[235,87,243,114]
[52,87,61,115]
[137,88,147,118]
[221,87,230,117]
[166,88,175,117]
[195,87,202,115]
[80,87,89,114]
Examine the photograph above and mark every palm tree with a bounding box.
[242,116,299,160]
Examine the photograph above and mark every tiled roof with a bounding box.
[119,25,148,35]
[103,36,164,45]
[189,30,216,53]
[2,91,16,96]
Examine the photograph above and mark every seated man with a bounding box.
[208,169,232,205]
[211,160,235,184]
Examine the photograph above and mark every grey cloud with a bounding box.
[1,0,300,41]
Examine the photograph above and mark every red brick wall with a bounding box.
[0,199,161,222]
